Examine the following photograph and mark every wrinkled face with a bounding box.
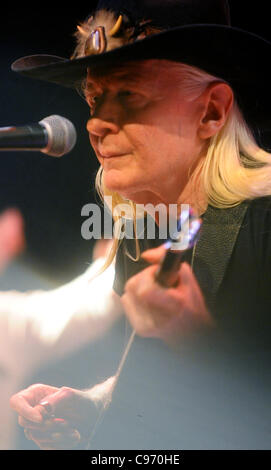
[85,60,206,205]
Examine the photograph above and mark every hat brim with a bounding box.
[11,24,271,128]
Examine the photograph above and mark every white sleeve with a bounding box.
[0,258,121,377]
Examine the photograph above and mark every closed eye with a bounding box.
[85,89,150,115]
[118,90,149,109]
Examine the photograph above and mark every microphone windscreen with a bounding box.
[39,115,77,157]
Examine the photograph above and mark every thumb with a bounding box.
[178,262,195,285]
[178,262,213,326]
[140,244,167,264]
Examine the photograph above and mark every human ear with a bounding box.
[197,82,233,140]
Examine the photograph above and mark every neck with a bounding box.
[155,156,208,221]
[177,177,208,217]
[115,159,208,224]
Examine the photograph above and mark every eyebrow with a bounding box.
[84,67,160,98]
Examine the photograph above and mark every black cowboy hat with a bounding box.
[11,0,271,128]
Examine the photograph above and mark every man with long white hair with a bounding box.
[9,0,271,449]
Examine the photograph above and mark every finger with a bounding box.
[10,384,59,408]
[25,428,80,442]
[140,244,167,264]
[177,262,211,303]
[178,261,195,286]
[124,264,158,295]
[10,394,43,423]
[173,263,214,327]
[37,388,74,418]
[19,415,68,430]
[38,387,95,421]
[36,387,99,440]
[26,428,81,450]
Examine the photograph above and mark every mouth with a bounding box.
[98,150,128,159]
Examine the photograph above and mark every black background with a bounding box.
[1,1,271,282]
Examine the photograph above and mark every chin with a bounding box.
[103,169,140,198]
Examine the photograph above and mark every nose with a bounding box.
[86,117,119,139]
[86,97,121,139]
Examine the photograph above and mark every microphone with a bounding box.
[0,115,77,157]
